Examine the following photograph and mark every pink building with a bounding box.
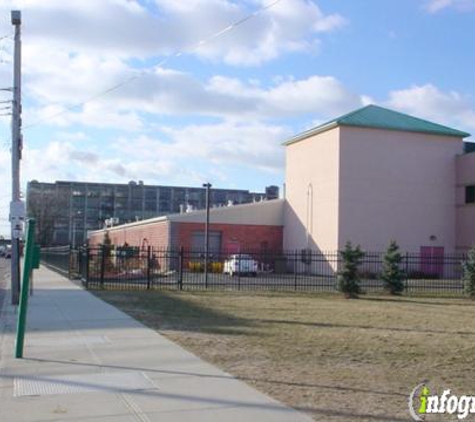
[284,105,475,257]
[89,105,475,266]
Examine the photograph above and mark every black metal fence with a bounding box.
[40,246,468,295]
[40,246,71,277]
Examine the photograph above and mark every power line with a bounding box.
[23,0,283,130]
[0,33,13,42]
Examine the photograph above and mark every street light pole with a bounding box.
[10,11,23,305]
[72,220,76,249]
[202,183,211,288]
[72,210,82,249]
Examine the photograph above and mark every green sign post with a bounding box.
[15,219,36,358]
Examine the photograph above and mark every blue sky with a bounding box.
[0,0,474,236]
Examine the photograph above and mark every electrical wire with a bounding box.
[23,0,283,130]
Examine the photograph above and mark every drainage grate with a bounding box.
[26,335,109,347]
[14,372,157,397]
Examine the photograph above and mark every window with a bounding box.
[159,188,171,200]
[115,187,128,198]
[144,188,157,200]
[145,200,157,212]
[466,185,475,204]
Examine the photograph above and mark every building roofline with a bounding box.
[88,199,285,235]
[283,122,339,146]
[283,104,471,147]
[28,179,264,194]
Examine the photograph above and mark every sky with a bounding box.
[0,0,474,237]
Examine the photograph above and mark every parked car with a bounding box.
[223,254,258,276]
[3,246,12,259]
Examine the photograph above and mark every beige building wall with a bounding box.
[284,127,340,251]
[455,152,475,252]
[338,127,463,252]
[170,199,284,226]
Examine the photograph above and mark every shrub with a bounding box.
[102,231,114,272]
[462,246,475,299]
[337,242,365,298]
[381,240,405,295]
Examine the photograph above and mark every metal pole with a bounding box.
[10,11,22,305]
[202,183,211,288]
[15,219,35,358]
[178,246,184,291]
[72,220,76,249]
[146,245,151,290]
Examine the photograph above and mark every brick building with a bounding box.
[88,199,284,254]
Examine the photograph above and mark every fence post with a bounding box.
[293,250,297,291]
[179,246,184,291]
[405,252,409,292]
[100,245,105,288]
[66,244,71,279]
[85,247,90,288]
[146,246,151,290]
[237,251,241,290]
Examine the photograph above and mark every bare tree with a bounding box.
[27,193,68,246]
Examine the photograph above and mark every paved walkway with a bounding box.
[0,265,312,422]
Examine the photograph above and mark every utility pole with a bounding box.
[202,183,211,288]
[10,10,24,305]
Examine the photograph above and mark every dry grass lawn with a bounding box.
[94,289,475,421]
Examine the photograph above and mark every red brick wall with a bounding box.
[172,222,283,252]
[88,221,169,248]
[89,221,283,253]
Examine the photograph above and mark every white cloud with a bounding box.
[114,121,290,176]
[386,84,475,133]
[0,1,352,132]
[0,0,346,66]
[424,0,475,13]
[23,65,363,128]
[0,120,289,205]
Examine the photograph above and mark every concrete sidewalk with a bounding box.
[0,266,313,422]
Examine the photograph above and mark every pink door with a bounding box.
[420,246,444,277]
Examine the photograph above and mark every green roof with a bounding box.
[284,104,471,145]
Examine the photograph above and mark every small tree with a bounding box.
[462,246,475,299]
[381,240,405,295]
[102,231,114,272]
[337,242,365,298]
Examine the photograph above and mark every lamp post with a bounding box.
[202,183,211,288]
[72,210,82,249]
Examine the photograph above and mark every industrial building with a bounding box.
[89,105,475,264]
[26,180,278,246]
[88,199,284,254]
